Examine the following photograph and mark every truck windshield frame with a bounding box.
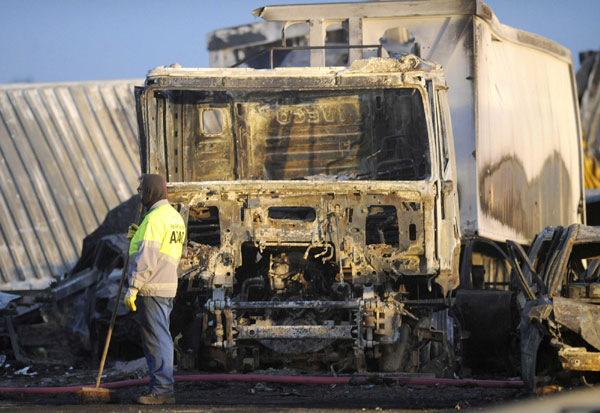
[146,87,431,182]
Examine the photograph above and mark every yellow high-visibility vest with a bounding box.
[128,200,186,297]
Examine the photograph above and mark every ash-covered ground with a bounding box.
[0,359,529,412]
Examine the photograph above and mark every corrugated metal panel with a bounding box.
[0,80,143,290]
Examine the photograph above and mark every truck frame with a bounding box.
[134,0,585,380]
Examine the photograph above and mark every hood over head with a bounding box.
[139,174,168,207]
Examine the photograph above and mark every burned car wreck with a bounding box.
[511,224,600,389]
[135,57,461,373]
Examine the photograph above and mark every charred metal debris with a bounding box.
[168,180,446,374]
[171,219,600,387]
[1,184,599,390]
[510,224,600,389]
[127,50,592,386]
[0,199,144,370]
[133,58,465,376]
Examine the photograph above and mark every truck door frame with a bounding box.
[429,80,461,293]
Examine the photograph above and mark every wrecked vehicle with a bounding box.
[133,0,584,376]
[138,56,457,373]
[512,224,600,388]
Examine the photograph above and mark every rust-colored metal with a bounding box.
[558,347,600,371]
[225,309,234,348]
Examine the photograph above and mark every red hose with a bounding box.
[0,374,524,394]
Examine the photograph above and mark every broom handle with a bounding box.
[95,202,144,388]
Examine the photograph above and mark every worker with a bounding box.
[124,174,186,405]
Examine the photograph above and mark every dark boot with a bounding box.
[137,392,176,405]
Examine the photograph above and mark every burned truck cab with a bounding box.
[135,56,461,372]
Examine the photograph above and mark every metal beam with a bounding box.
[254,1,477,21]
[348,17,363,64]
[559,347,600,371]
[309,19,325,67]
[206,299,359,311]
[237,325,353,340]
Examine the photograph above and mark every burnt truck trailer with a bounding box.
[134,0,584,376]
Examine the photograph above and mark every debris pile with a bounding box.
[0,196,143,374]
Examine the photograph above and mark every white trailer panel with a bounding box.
[475,18,582,242]
[254,0,584,244]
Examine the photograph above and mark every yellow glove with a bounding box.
[127,224,139,240]
[124,288,138,312]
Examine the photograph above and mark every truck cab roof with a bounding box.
[144,56,446,90]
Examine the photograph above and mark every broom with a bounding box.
[78,202,143,403]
